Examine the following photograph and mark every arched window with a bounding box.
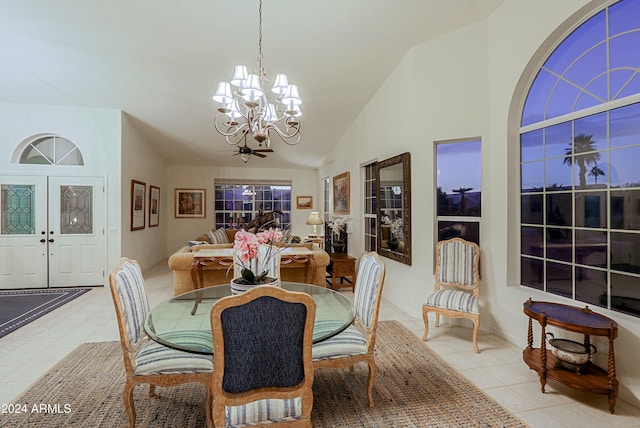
[18,135,84,166]
[519,0,640,317]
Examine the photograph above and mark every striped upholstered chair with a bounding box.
[109,258,213,428]
[311,252,386,407]
[422,238,481,353]
[209,286,316,427]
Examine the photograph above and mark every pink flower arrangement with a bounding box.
[233,228,284,284]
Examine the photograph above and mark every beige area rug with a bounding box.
[0,321,527,427]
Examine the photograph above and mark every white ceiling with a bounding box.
[0,0,505,169]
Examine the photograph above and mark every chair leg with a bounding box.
[366,356,376,408]
[205,384,214,428]
[421,307,429,342]
[213,400,226,428]
[148,384,155,397]
[435,312,440,327]
[123,380,137,428]
[472,318,480,354]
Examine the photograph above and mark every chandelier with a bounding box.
[212,0,302,148]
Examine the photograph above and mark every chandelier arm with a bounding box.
[263,122,301,145]
[225,131,250,146]
[213,115,251,145]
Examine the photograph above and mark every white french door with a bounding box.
[0,176,105,289]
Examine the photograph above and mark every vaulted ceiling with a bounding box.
[0,0,505,169]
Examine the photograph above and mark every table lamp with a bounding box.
[306,212,323,235]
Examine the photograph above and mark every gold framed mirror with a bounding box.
[376,152,411,265]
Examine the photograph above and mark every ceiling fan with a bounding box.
[235,143,273,163]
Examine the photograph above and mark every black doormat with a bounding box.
[0,288,91,338]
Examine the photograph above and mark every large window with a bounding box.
[214,181,291,230]
[436,139,482,245]
[519,0,640,317]
[363,162,377,252]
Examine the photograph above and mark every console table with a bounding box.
[192,247,316,290]
[522,299,618,413]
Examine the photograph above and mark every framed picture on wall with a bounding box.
[149,185,160,227]
[333,171,350,214]
[296,196,313,209]
[131,180,146,231]
[175,188,206,218]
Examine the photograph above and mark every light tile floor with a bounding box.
[1,261,639,427]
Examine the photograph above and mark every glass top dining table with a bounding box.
[144,282,355,355]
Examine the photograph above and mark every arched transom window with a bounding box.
[19,135,84,166]
[519,0,640,318]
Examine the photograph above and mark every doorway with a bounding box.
[0,176,105,289]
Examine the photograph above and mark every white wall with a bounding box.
[321,0,640,405]
[0,102,122,286]
[120,114,168,270]
[165,165,319,254]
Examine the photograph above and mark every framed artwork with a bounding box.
[175,188,206,218]
[296,195,313,209]
[131,180,146,231]
[333,171,350,214]
[149,185,160,227]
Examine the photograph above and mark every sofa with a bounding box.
[168,228,330,296]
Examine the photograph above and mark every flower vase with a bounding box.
[387,240,399,251]
[230,276,279,295]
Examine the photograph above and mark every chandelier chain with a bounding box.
[257,0,266,81]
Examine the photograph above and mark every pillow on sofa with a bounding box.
[206,228,230,244]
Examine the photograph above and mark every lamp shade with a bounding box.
[212,81,233,104]
[230,65,248,87]
[272,73,289,96]
[306,211,323,235]
[281,84,302,106]
[240,74,264,101]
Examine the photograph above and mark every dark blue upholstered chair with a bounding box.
[209,285,316,427]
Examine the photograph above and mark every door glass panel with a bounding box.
[60,186,93,234]
[1,185,36,235]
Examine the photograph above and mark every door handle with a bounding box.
[48,239,55,243]
[40,239,46,243]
